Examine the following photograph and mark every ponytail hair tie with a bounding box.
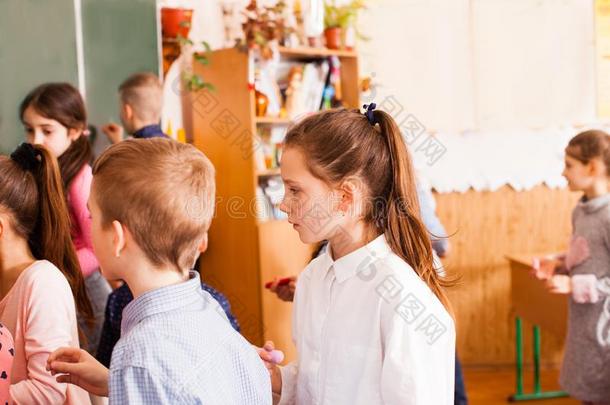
[83,128,91,137]
[10,143,41,173]
[363,103,378,126]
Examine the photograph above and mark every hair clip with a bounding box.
[363,103,377,125]
[10,143,41,173]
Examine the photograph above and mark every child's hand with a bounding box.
[269,277,296,302]
[256,341,283,395]
[101,122,124,144]
[531,257,557,280]
[46,347,109,397]
[571,274,599,303]
[546,275,571,294]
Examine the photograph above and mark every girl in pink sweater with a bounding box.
[0,143,93,404]
[20,83,111,353]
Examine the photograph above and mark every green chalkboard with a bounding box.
[81,0,159,133]
[0,0,79,154]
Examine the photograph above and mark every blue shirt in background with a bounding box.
[132,124,168,139]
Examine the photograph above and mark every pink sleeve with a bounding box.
[68,165,99,278]
[10,266,76,404]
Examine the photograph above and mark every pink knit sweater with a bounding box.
[68,164,98,278]
[0,261,91,404]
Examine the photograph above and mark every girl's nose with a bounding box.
[279,199,288,214]
[31,132,45,145]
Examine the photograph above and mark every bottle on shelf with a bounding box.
[254,68,269,117]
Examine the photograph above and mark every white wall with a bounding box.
[358,0,596,133]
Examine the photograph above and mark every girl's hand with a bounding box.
[46,347,109,397]
[531,257,557,280]
[269,277,297,302]
[546,275,571,294]
[256,341,283,395]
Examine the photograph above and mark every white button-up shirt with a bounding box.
[278,235,455,405]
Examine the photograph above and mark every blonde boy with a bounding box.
[47,138,271,404]
[101,72,168,143]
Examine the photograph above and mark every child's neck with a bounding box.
[584,179,609,200]
[124,265,189,299]
[1,241,35,295]
[329,221,380,260]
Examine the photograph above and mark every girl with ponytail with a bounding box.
[0,143,92,404]
[20,83,110,354]
[258,105,455,404]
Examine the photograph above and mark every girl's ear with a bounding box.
[111,220,126,258]
[337,177,364,214]
[589,158,606,177]
[67,127,82,142]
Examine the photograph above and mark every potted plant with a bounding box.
[323,0,366,50]
[161,7,193,39]
[238,0,290,60]
[177,32,215,92]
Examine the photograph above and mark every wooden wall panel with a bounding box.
[435,185,580,366]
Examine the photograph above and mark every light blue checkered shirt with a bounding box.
[108,271,271,404]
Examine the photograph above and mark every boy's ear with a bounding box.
[198,233,209,254]
[111,220,127,258]
[123,103,134,121]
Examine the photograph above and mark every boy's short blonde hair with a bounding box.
[92,138,215,271]
[118,72,163,122]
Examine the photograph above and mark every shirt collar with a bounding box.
[121,271,201,335]
[132,124,166,139]
[578,193,610,214]
[323,234,391,283]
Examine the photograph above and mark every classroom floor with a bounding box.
[464,367,579,405]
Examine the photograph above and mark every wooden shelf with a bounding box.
[278,46,357,59]
[257,168,281,177]
[255,116,292,125]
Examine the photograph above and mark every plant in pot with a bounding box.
[175,21,215,92]
[323,0,366,50]
[237,0,291,60]
[161,7,193,39]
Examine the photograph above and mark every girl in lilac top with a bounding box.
[20,83,111,354]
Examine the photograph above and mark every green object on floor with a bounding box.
[508,317,569,402]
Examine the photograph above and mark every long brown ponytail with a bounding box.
[19,83,92,189]
[284,108,453,312]
[374,109,453,312]
[0,143,93,324]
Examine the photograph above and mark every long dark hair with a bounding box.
[0,143,93,324]
[285,108,453,312]
[19,83,92,189]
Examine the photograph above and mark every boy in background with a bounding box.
[101,72,168,143]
